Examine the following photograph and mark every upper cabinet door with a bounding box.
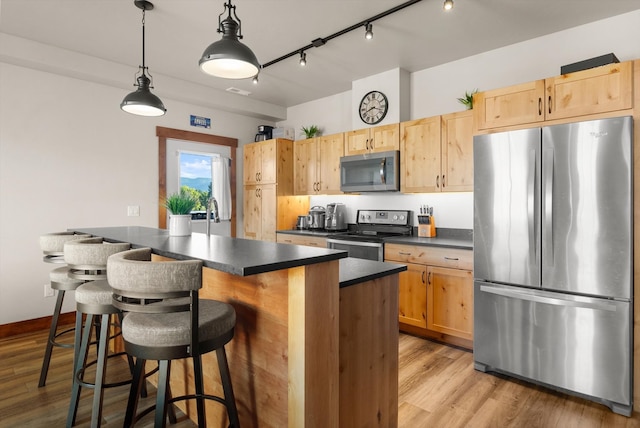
[441,110,473,192]
[293,138,318,195]
[344,129,370,155]
[243,143,261,185]
[317,133,344,194]
[369,123,400,153]
[259,139,277,184]
[545,61,632,121]
[474,80,545,130]
[401,117,441,193]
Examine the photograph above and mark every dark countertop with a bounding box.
[339,257,406,288]
[70,227,405,287]
[277,229,348,238]
[277,228,474,250]
[70,226,346,277]
[384,235,473,250]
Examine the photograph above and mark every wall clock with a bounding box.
[359,90,388,125]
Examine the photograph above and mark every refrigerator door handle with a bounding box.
[527,148,536,263]
[544,146,554,266]
[479,285,618,312]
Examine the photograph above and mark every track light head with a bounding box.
[365,23,373,40]
[252,74,259,84]
[443,0,454,11]
[299,51,307,67]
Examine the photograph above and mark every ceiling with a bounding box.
[2,0,640,109]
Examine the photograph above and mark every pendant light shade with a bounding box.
[121,0,166,117]
[199,0,260,79]
[121,73,166,116]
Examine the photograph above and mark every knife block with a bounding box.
[418,216,436,237]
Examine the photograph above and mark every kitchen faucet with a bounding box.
[206,196,220,236]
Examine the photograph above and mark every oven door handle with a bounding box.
[326,238,384,248]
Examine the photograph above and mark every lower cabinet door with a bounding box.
[398,262,427,328]
[426,266,473,340]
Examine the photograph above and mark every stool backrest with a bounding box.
[40,232,92,254]
[108,248,204,352]
[108,247,203,311]
[64,237,130,269]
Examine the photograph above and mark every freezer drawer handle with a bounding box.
[479,285,617,312]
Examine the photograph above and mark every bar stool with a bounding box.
[64,237,131,428]
[38,231,90,387]
[108,247,240,428]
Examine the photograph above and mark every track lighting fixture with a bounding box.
[252,75,259,84]
[443,0,454,11]
[261,0,423,70]
[120,0,166,117]
[199,0,261,79]
[365,23,373,40]
[299,51,307,67]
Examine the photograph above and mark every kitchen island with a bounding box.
[71,227,405,427]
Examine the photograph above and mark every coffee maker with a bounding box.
[255,125,274,142]
[325,203,347,231]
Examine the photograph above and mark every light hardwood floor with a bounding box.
[0,326,638,427]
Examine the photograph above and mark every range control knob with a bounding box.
[393,215,398,220]
[399,215,405,221]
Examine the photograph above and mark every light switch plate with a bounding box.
[127,205,140,217]
[44,283,55,298]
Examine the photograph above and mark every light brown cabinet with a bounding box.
[294,133,344,195]
[401,111,473,193]
[385,243,473,346]
[426,265,473,341]
[243,139,305,242]
[244,139,278,185]
[276,234,327,248]
[475,61,633,130]
[344,123,399,155]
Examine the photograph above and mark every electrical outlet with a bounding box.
[44,283,55,298]
[127,205,140,217]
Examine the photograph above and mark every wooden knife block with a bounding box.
[418,216,436,237]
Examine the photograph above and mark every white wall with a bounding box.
[278,9,640,230]
[0,61,266,324]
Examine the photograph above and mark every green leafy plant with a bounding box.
[301,125,320,139]
[457,89,478,110]
[164,190,196,215]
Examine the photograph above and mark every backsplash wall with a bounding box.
[309,192,473,230]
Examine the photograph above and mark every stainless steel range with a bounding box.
[326,209,412,261]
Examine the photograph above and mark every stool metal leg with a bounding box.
[67,312,94,427]
[38,289,66,387]
[217,347,240,428]
[193,354,207,428]
[124,358,146,428]
[90,313,111,428]
[155,360,171,428]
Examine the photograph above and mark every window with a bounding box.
[178,151,215,211]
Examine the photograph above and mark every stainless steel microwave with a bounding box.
[340,150,400,192]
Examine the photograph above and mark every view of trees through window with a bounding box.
[179,152,213,211]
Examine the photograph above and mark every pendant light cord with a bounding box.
[141,9,146,71]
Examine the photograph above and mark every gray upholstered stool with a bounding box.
[64,237,131,428]
[109,247,240,428]
[38,231,90,387]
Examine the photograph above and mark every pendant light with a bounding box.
[199,0,261,79]
[120,0,166,116]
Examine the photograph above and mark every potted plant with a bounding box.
[457,89,478,110]
[301,125,320,139]
[164,191,196,236]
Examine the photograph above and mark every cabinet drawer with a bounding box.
[385,243,472,270]
[277,234,327,248]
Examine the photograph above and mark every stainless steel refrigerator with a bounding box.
[473,116,633,416]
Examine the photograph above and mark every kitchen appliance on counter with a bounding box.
[325,203,347,231]
[340,150,400,192]
[255,125,274,142]
[473,116,633,416]
[296,215,309,230]
[326,209,412,261]
[306,206,326,230]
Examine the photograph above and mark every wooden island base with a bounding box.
[152,256,399,427]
